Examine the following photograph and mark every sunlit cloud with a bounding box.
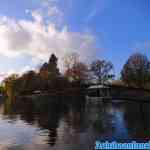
[0,0,99,80]
[0,15,97,64]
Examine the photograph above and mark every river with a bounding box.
[0,96,149,149]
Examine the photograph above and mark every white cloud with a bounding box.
[0,65,36,82]
[0,70,16,82]
[37,0,63,25]
[0,18,98,68]
[0,1,99,75]
[20,65,36,74]
[31,10,43,23]
[48,6,63,18]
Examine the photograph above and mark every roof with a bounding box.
[88,84,110,89]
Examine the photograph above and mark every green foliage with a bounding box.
[121,53,150,88]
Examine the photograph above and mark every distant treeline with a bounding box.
[2,52,150,98]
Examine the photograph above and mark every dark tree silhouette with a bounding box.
[3,53,91,97]
[90,59,114,84]
[39,54,60,79]
[38,54,61,90]
[39,63,49,79]
[21,70,40,91]
[48,54,60,77]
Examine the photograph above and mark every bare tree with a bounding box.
[63,52,90,83]
[65,62,89,82]
[63,52,79,70]
[90,59,115,84]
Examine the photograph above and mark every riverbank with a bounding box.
[87,84,150,102]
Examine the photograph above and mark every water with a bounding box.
[0,96,150,149]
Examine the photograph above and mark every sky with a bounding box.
[0,0,150,80]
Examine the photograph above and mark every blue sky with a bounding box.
[0,0,149,80]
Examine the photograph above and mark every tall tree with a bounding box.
[63,52,79,70]
[3,74,19,99]
[65,62,89,82]
[64,52,89,83]
[39,54,60,89]
[121,53,150,88]
[39,54,60,79]
[21,70,40,91]
[48,54,60,78]
[90,59,114,84]
[39,63,49,79]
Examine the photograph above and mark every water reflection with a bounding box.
[0,96,149,149]
[124,102,150,141]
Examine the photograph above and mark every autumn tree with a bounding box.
[39,63,49,80]
[63,52,79,70]
[65,62,89,82]
[3,74,19,99]
[121,53,150,88]
[90,59,114,84]
[20,70,40,92]
[64,52,89,83]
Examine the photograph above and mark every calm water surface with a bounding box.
[0,96,150,149]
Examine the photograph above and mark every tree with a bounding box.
[21,70,40,92]
[39,63,49,79]
[65,62,89,83]
[64,52,89,83]
[3,74,19,99]
[63,52,79,70]
[48,54,60,77]
[90,59,114,84]
[39,54,60,89]
[39,54,60,79]
[121,53,150,88]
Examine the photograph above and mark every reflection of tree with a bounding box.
[62,96,88,132]
[19,101,35,124]
[87,102,115,134]
[4,98,12,115]
[2,96,88,146]
[63,98,116,139]
[37,111,60,146]
[4,96,71,146]
[124,102,150,139]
